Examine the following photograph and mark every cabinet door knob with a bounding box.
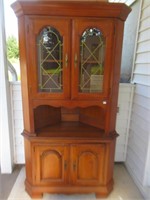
[74,54,78,68]
[65,54,68,67]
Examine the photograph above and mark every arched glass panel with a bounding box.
[79,28,105,93]
[37,26,63,93]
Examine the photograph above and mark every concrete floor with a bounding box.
[7,163,144,200]
[0,165,22,200]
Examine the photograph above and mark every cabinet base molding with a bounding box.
[25,179,113,199]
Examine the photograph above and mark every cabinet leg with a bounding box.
[30,193,43,199]
[25,188,43,199]
[25,182,43,199]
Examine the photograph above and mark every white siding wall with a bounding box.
[125,0,150,198]
[10,82,134,164]
[115,83,135,161]
[121,0,141,82]
[109,0,136,6]
[10,82,24,164]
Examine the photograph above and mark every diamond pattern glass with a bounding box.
[79,28,105,93]
[37,26,63,93]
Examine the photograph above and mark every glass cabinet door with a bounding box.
[37,27,63,93]
[72,19,114,100]
[79,28,105,93]
[29,18,70,99]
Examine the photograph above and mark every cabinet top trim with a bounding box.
[11,1,131,21]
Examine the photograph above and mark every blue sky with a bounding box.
[4,0,18,38]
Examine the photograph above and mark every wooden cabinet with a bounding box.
[12,1,131,198]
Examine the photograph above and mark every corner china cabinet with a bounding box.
[12,1,131,198]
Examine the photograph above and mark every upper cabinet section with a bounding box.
[11,1,131,102]
[26,17,114,100]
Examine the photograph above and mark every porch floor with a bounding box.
[0,165,22,200]
[1,163,144,200]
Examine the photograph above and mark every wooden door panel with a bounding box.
[41,150,62,180]
[34,144,69,185]
[71,144,105,186]
[77,151,98,180]
[71,19,114,100]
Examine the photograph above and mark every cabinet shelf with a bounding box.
[36,121,105,138]
[34,122,118,142]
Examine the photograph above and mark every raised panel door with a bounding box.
[71,19,114,100]
[34,144,69,185]
[27,17,71,100]
[70,144,105,186]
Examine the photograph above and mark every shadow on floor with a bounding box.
[0,165,22,200]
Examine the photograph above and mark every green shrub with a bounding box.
[7,35,19,59]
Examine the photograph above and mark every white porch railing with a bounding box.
[8,60,18,81]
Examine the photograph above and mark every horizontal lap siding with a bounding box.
[10,82,24,164]
[109,0,136,6]
[10,82,133,163]
[126,85,150,197]
[126,0,150,195]
[133,1,150,86]
[115,84,135,162]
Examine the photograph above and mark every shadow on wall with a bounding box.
[120,73,131,83]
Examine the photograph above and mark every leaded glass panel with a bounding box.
[37,26,63,93]
[79,28,105,93]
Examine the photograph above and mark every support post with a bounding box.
[0,0,14,173]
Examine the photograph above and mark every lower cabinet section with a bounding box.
[34,144,105,186]
[24,137,116,198]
